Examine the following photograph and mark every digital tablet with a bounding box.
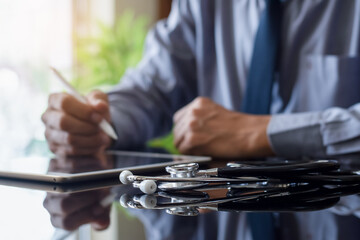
[0,176,121,193]
[0,150,211,184]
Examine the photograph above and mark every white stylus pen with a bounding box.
[50,67,118,140]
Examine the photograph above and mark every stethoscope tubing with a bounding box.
[218,196,340,212]
[282,171,360,184]
[125,185,342,213]
[128,170,360,190]
[129,187,290,210]
[217,160,340,177]
[128,175,267,183]
[121,160,360,195]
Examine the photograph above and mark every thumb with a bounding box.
[86,90,110,120]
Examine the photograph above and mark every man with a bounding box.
[42,0,360,160]
[42,0,360,239]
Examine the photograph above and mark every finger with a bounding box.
[173,133,184,150]
[48,157,103,173]
[91,207,111,231]
[177,132,193,154]
[49,142,102,156]
[87,90,110,119]
[42,110,99,134]
[48,93,100,123]
[87,90,108,103]
[178,143,201,156]
[199,209,214,214]
[44,191,105,216]
[174,97,211,123]
[173,120,188,148]
[49,205,107,231]
[173,110,195,148]
[47,141,59,155]
[177,132,209,155]
[47,191,111,231]
[173,103,190,124]
[45,128,111,148]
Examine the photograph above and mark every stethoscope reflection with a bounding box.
[119,182,360,217]
[119,184,344,217]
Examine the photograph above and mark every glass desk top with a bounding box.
[1,153,360,240]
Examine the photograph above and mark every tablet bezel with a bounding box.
[0,150,211,184]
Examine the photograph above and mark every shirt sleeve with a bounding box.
[329,195,360,219]
[268,103,360,158]
[107,0,197,149]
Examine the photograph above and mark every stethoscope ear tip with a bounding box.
[139,195,157,208]
[120,170,133,184]
[140,180,157,194]
[119,194,130,208]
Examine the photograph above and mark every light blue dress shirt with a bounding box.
[108,0,360,160]
[109,1,360,239]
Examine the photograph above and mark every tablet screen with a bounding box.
[0,149,211,183]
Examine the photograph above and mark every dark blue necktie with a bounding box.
[242,0,282,114]
[242,0,282,240]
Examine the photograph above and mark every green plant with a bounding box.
[147,131,179,154]
[73,11,178,154]
[72,11,147,93]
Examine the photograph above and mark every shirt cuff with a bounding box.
[267,112,327,159]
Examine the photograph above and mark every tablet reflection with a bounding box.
[43,189,112,231]
[44,154,114,231]
[48,153,112,174]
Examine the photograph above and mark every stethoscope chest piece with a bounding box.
[158,181,208,191]
[158,163,208,191]
[166,207,199,216]
[166,162,199,178]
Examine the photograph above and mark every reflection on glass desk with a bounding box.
[2,154,360,240]
[0,150,210,184]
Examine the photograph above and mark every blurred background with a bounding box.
[0,0,173,162]
[0,0,172,239]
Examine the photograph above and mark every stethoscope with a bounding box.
[119,182,355,216]
[119,160,345,194]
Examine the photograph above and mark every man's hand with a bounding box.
[41,90,112,157]
[43,190,111,231]
[173,97,274,158]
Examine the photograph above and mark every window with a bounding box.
[0,1,160,239]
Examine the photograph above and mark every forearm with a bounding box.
[107,0,197,149]
[237,114,274,158]
[108,83,177,150]
[268,103,360,158]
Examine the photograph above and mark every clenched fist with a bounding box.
[173,97,274,158]
[42,90,112,157]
